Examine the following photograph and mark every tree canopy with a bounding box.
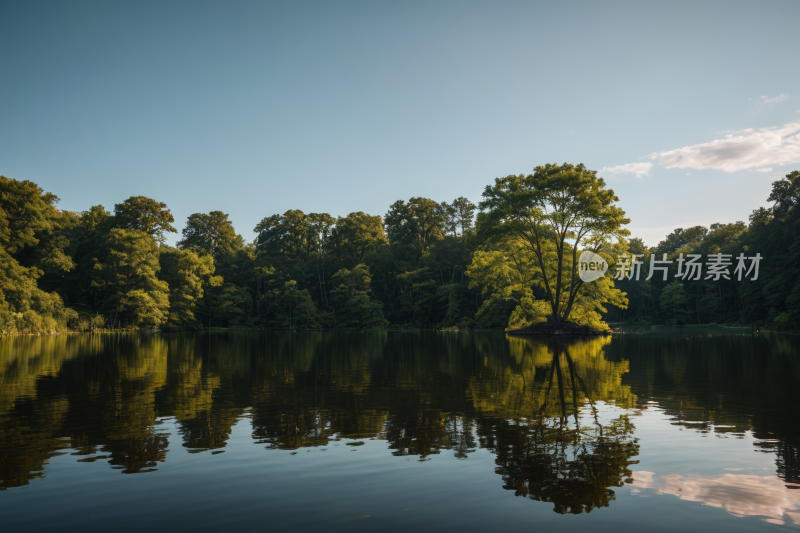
[178,211,243,259]
[478,163,630,325]
[114,196,177,243]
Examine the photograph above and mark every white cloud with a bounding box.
[601,162,652,178]
[651,122,800,172]
[755,167,773,173]
[630,471,800,525]
[760,93,788,104]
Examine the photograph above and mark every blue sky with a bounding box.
[2,0,799,246]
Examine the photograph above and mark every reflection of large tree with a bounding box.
[3,329,798,513]
[489,413,638,514]
[0,335,173,483]
[477,338,639,514]
[157,337,243,452]
[97,337,169,473]
[3,331,641,490]
[0,330,685,505]
[0,396,69,489]
[469,336,636,420]
[0,335,92,488]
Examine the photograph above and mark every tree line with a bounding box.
[610,170,800,329]
[0,165,797,333]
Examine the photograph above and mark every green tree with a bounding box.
[0,247,71,333]
[306,212,336,304]
[253,209,318,261]
[736,170,800,329]
[266,280,321,329]
[660,282,690,324]
[92,229,169,328]
[0,176,76,333]
[330,264,388,327]
[395,267,439,326]
[159,248,215,327]
[384,197,446,254]
[114,196,177,243]
[653,226,707,256]
[177,211,243,259]
[768,170,800,218]
[330,211,386,265]
[699,222,746,254]
[53,205,115,309]
[0,176,64,253]
[441,196,477,238]
[202,281,251,327]
[468,235,624,330]
[479,163,630,325]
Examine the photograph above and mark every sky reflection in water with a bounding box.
[0,330,798,531]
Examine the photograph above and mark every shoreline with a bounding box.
[2,324,795,337]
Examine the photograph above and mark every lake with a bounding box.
[1,329,799,531]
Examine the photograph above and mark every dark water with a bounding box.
[1,329,799,531]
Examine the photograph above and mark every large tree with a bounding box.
[0,176,77,333]
[114,196,177,243]
[91,228,169,328]
[253,209,324,262]
[384,197,446,254]
[653,226,707,256]
[768,170,800,218]
[479,163,629,325]
[441,197,477,238]
[177,211,242,259]
[329,264,388,328]
[0,176,65,253]
[159,248,215,327]
[330,211,386,264]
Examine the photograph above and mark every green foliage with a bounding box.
[0,176,77,334]
[0,246,71,334]
[92,228,169,328]
[768,170,800,218]
[660,282,690,324]
[159,248,215,327]
[52,205,115,307]
[6,167,798,333]
[177,211,243,259]
[473,294,517,328]
[330,212,386,264]
[436,283,472,326]
[735,172,800,329]
[330,264,388,327]
[653,226,707,256]
[114,196,177,243]
[201,281,250,327]
[254,209,323,261]
[443,196,477,238]
[264,280,321,329]
[478,164,629,328]
[0,176,63,253]
[119,288,169,329]
[385,197,447,253]
[468,235,624,331]
[607,170,800,330]
[467,238,546,328]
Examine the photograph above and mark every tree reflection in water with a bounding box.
[484,339,639,514]
[0,333,647,512]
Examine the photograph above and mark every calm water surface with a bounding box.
[1,329,799,531]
